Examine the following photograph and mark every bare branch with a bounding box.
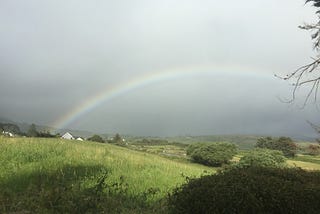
[307,120,320,134]
[278,1,320,106]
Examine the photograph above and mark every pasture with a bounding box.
[1,136,320,213]
[0,136,212,213]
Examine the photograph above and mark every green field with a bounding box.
[0,136,213,213]
[1,136,320,213]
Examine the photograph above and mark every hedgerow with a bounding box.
[168,166,320,214]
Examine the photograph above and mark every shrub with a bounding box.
[306,144,320,156]
[186,143,206,155]
[187,142,237,167]
[27,124,39,137]
[168,166,320,214]
[87,135,105,143]
[236,148,287,168]
[256,136,297,157]
[108,134,125,145]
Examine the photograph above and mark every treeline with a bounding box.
[1,123,58,138]
[0,123,22,135]
[25,124,57,138]
[87,133,126,145]
[134,138,187,148]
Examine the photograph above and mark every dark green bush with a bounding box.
[236,148,287,168]
[186,143,206,155]
[187,142,237,167]
[168,166,320,214]
[256,136,297,157]
[87,135,105,143]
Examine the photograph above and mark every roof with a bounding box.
[61,132,74,140]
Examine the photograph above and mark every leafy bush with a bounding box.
[306,144,320,156]
[27,124,39,137]
[256,136,297,157]
[37,131,57,138]
[87,135,105,143]
[187,142,237,167]
[186,143,206,155]
[108,133,126,145]
[168,166,320,214]
[236,148,287,168]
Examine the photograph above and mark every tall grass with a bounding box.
[0,136,213,213]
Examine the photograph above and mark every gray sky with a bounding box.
[1,0,320,137]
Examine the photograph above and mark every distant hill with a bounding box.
[0,117,97,138]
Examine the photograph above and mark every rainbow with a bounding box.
[52,64,274,130]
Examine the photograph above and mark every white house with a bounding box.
[61,132,75,140]
[2,131,14,137]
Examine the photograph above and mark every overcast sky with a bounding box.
[1,0,320,137]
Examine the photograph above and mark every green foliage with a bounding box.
[292,154,320,165]
[87,134,105,143]
[27,124,39,137]
[236,148,286,168]
[186,143,206,155]
[25,124,56,138]
[187,142,237,167]
[306,144,320,156]
[256,136,297,157]
[37,131,57,138]
[136,138,170,145]
[0,137,211,213]
[0,123,22,135]
[108,133,126,145]
[113,133,122,143]
[168,135,259,150]
[168,166,320,214]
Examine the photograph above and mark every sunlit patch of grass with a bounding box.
[287,160,320,170]
[292,154,320,164]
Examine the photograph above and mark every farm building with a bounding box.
[2,131,14,137]
[61,132,75,140]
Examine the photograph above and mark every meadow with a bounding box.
[0,136,213,213]
[1,136,320,213]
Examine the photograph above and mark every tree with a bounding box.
[109,133,125,145]
[187,142,237,167]
[37,131,56,138]
[0,123,21,135]
[306,144,320,155]
[87,134,105,143]
[278,1,320,105]
[168,167,320,214]
[27,124,38,137]
[236,148,287,168]
[255,136,297,157]
[186,142,207,155]
[113,133,122,143]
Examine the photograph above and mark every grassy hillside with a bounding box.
[1,136,320,213]
[0,136,213,213]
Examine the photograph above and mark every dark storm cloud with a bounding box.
[0,0,319,136]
